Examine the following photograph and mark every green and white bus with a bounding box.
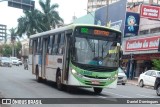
[29,24,121,94]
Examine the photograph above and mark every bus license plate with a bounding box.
[91,81,100,84]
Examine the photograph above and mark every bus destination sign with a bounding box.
[80,28,110,36]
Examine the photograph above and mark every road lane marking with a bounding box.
[136,94,154,98]
[103,91,132,98]
[97,96,107,99]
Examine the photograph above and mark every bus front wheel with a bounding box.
[93,87,103,94]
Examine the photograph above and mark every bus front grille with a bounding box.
[83,75,108,79]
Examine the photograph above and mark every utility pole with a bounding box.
[106,0,109,27]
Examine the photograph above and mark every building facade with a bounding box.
[87,0,160,13]
[122,2,160,79]
[87,0,119,13]
[21,39,29,62]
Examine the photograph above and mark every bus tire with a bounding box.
[36,65,41,82]
[93,87,103,94]
[56,71,63,90]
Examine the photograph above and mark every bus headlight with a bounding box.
[71,69,83,78]
[115,74,118,78]
[72,69,77,74]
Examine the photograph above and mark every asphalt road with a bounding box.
[0,65,159,107]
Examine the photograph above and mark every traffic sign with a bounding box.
[8,0,35,11]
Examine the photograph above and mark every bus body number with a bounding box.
[83,71,92,75]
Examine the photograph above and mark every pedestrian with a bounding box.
[24,59,28,70]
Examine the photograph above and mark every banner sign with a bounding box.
[94,0,127,35]
[124,12,140,37]
[125,36,160,52]
[140,4,160,19]
[1,98,160,104]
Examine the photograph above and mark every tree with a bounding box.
[39,0,63,30]
[0,44,12,56]
[17,0,64,38]
[9,27,18,56]
[17,9,43,37]
[9,27,17,43]
[152,59,160,71]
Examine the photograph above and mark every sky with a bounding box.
[0,0,88,30]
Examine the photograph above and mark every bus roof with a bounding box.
[29,24,121,39]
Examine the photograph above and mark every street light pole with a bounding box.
[106,0,109,26]
[129,53,133,80]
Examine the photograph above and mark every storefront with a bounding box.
[122,34,160,78]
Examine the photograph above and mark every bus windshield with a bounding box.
[72,36,119,67]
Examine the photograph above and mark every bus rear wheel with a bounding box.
[36,66,41,82]
[93,87,103,94]
[56,72,63,90]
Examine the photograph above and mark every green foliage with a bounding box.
[9,27,17,42]
[17,0,64,37]
[0,44,12,56]
[152,59,160,71]
[0,42,22,57]
[15,42,22,57]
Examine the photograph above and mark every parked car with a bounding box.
[17,59,22,65]
[0,57,12,67]
[10,57,19,66]
[138,70,160,88]
[117,67,127,85]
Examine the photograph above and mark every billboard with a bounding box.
[124,12,140,37]
[139,4,160,31]
[94,0,127,35]
[140,4,160,20]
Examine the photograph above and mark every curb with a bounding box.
[126,82,138,86]
[126,82,154,89]
[126,80,138,86]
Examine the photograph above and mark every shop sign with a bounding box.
[125,36,160,52]
[140,5,160,20]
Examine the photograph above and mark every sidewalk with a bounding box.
[126,78,138,86]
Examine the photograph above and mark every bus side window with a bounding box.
[52,34,58,54]
[48,36,53,55]
[58,33,65,54]
[37,38,40,54]
[34,39,38,54]
[38,37,41,54]
[29,40,33,54]
[47,36,50,54]
[39,38,43,54]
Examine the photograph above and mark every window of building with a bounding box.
[139,30,149,35]
[150,27,160,34]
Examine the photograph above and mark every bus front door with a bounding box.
[41,39,48,79]
[62,33,71,83]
